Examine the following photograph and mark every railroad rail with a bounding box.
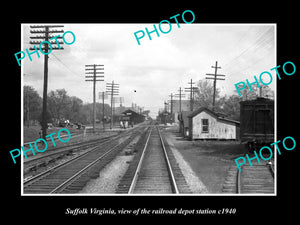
[23,130,121,161]
[117,126,181,194]
[23,134,122,179]
[23,128,143,194]
[23,132,82,149]
[223,161,275,194]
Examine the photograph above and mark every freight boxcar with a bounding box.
[240,97,274,151]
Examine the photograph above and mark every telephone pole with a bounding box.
[205,61,226,110]
[184,79,198,112]
[174,87,186,113]
[85,64,104,132]
[29,25,64,140]
[168,93,174,123]
[175,87,186,134]
[99,92,107,131]
[163,101,168,125]
[106,81,119,129]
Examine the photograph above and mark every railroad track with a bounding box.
[24,134,118,167]
[117,125,190,194]
[222,161,274,194]
[23,126,150,176]
[23,132,120,162]
[23,128,143,194]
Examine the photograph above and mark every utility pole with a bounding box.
[164,101,168,125]
[99,91,107,131]
[184,79,198,112]
[119,97,124,107]
[174,87,186,113]
[169,93,174,123]
[185,79,199,141]
[205,61,226,110]
[85,64,104,132]
[174,87,186,134]
[29,25,64,140]
[106,81,119,129]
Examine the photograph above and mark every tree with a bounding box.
[261,86,274,99]
[79,103,111,124]
[222,95,241,121]
[192,80,241,121]
[96,103,111,122]
[23,86,42,125]
[38,110,53,125]
[234,83,274,101]
[66,96,83,122]
[47,89,72,123]
[194,79,220,109]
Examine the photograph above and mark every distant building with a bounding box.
[171,99,190,123]
[187,107,240,140]
[178,111,192,137]
[114,106,132,116]
[120,109,145,125]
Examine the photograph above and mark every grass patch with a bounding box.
[23,125,83,143]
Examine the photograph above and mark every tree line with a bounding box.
[23,86,111,126]
[24,79,274,126]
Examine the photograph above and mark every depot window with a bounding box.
[202,119,209,133]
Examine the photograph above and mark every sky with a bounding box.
[22,23,275,118]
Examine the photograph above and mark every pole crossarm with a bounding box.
[30,25,64,28]
[29,47,64,51]
[85,72,104,74]
[85,68,104,70]
[30,30,64,34]
[85,64,104,67]
[206,73,226,76]
[85,75,104,77]
[205,77,225,80]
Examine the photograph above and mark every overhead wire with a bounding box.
[223,28,274,76]
[50,52,82,78]
[223,27,274,69]
[227,36,275,75]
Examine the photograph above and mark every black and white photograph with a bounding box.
[21,23,276,195]
[4,4,298,220]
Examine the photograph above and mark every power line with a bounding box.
[225,34,275,76]
[223,27,274,69]
[221,28,274,81]
[50,53,82,77]
[228,44,274,76]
